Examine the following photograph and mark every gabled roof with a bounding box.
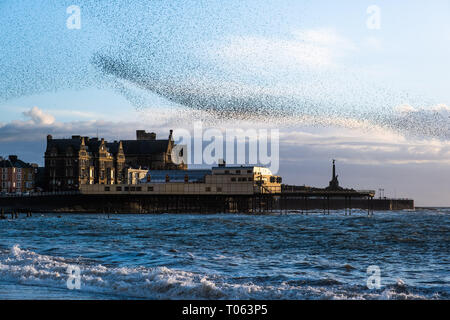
[11,159,32,168]
[86,140,102,151]
[106,142,121,155]
[0,158,32,168]
[0,159,12,168]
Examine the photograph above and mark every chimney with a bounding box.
[8,155,18,163]
[137,130,156,140]
[136,130,145,140]
[47,134,52,141]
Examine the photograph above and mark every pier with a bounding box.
[0,190,413,214]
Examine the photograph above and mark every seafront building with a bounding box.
[80,165,282,196]
[44,130,186,191]
[0,155,37,194]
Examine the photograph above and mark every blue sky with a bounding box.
[0,0,449,205]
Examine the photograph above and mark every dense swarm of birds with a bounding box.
[0,0,448,139]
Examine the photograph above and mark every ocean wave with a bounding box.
[0,245,444,300]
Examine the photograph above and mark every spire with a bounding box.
[332,159,336,180]
[327,159,341,190]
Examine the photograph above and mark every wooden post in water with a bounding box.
[349,196,352,216]
[327,196,330,215]
[367,196,370,216]
[305,196,308,215]
[344,196,347,215]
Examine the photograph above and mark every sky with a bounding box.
[0,0,449,206]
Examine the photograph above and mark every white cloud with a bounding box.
[394,104,417,114]
[22,106,55,125]
[0,106,193,143]
[429,104,450,112]
[216,28,356,70]
[362,36,383,51]
[394,103,450,114]
[292,28,356,49]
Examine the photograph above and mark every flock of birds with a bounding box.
[0,0,448,140]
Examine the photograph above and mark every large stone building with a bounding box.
[0,155,37,194]
[120,129,185,170]
[44,130,186,191]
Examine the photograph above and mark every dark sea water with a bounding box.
[0,208,448,300]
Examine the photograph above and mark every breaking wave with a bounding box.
[0,244,444,300]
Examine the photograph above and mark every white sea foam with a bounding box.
[0,245,439,300]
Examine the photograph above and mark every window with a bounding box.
[136,187,142,192]
[216,187,222,192]
[116,186,122,191]
[247,170,252,173]
[124,187,129,191]
[205,187,211,192]
[231,177,236,182]
[105,187,110,191]
[225,170,229,174]
[130,187,136,191]
[236,170,241,174]
[147,186,154,192]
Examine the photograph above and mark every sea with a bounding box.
[0,208,448,300]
